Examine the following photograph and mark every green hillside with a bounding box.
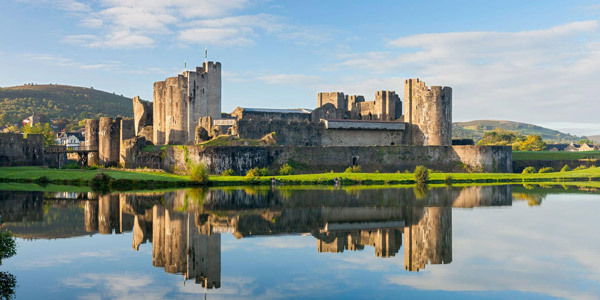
[453,120,582,143]
[0,84,133,126]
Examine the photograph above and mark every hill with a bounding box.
[453,120,582,143]
[0,84,133,126]
[588,135,600,144]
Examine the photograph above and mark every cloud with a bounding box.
[257,74,323,86]
[61,273,168,300]
[22,53,120,71]
[43,0,334,49]
[332,21,600,134]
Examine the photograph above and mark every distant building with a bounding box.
[547,143,598,152]
[578,143,597,151]
[546,144,570,151]
[56,131,84,147]
[22,114,41,126]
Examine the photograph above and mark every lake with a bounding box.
[0,184,599,299]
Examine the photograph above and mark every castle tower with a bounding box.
[404,79,452,146]
[85,119,99,166]
[153,62,222,145]
[404,206,452,271]
[98,117,121,166]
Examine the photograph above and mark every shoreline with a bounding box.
[1,166,600,191]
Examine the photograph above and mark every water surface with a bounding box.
[1,185,599,299]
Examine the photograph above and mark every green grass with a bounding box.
[210,167,600,185]
[513,150,600,161]
[3,166,600,189]
[0,166,190,182]
[199,136,261,146]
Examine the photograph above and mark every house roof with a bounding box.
[546,144,570,151]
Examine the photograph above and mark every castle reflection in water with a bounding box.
[0,185,513,289]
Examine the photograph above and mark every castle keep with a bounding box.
[153,62,221,145]
[81,60,511,173]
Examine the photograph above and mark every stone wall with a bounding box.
[132,96,153,135]
[121,137,162,169]
[236,119,323,146]
[162,145,512,175]
[0,133,44,166]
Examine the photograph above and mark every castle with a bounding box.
[80,60,511,173]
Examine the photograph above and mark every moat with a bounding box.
[1,184,599,299]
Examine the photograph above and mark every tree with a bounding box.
[477,128,519,146]
[515,135,546,151]
[23,123,55,146]
[579,138,593,145]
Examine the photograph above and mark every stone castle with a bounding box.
[80,60,511,173]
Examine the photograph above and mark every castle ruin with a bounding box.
[80,60,511,173]
[153,62,221,145]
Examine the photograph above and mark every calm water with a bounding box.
[1,184,599,299]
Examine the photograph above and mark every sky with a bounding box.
[1,0,599,135]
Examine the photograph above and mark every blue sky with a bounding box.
[1,0,600,135]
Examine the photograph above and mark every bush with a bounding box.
[522,166,536,174]
[246,167,260,178]
[35,175,49,185]
[259,167,269,176]
[221,169,235,176]
[444,175,453,185]
[574,165,588,171]
[538,167,554,173]
[560,164,571,172]
[0,231,16,261]
[414,165,429,184]
[189,163,209,184]
[279,163,295,175]
[345,165,362,173]
[89,172,112,192]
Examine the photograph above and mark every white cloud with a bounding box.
[331,21,600,134]
[38,0,334,49]
[257,74,323,85]
[61,273,168,300]
[22,53,120,71]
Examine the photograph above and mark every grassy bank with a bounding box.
[3,166,600,189]
[513,150,600,161]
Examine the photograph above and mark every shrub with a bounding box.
[35,175,49,185]
[560,164,571,172]
[414,165,429,184]
[279,163,295,175]
[0,231,16,261]
[444,175,453,185]
[246,167,260,178]
[221,169,235,176]
[259,167,269,176]
[189,163,209,184]
[574,165,588,171]
[522,166,536,174]
[538,167,554,173]
[89,172,112,192]
[345,165,362,173]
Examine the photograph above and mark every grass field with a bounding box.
[3,166,600,189]
[513,150,600,161]
[0,166,189,182]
